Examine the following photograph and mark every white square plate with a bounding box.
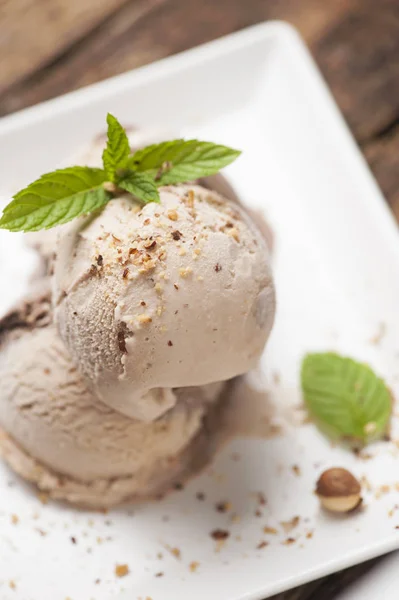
[1,21,399,600]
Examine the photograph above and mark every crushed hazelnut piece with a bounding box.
[186,190,195,208]
[137,314,152,324]
[215,501,231,513]
[280,516,300,533]
[11,514,19,525]
[174,283,179,290]
[167,210,178,221]
[210,529,230,541]
[283,538,296,545]
[263,526,278,535]
[292,465,301,476]
[168,340,173,347]
[189,561,200,572]
[38,492,49,505]
[227,227,240,242]
[9,580,16,590]
[155,283,163,294]
[144,239,157,250]
[123,268,129,279]
[178,248,187,256]
[172,230,182,240]
[143,218,151,225]
[257,541,269,549]
[179,267,192,278]
[115,564,129,578]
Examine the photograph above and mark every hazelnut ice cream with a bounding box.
[54,184,275,420]
[0,285,229,508]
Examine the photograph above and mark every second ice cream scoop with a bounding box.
[54,184,275,420]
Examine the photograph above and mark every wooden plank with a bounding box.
[0,0,352,116]
[0,0,132,95]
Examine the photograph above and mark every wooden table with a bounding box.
[2,0,399,597]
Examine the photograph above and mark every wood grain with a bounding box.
[2,1,399,598]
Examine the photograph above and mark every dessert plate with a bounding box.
[1,20,399,600]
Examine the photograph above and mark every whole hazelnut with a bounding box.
[316,468,362,513]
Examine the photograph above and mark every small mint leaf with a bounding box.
[119,172,160,204]
[301,352,392,446]
[128,139,241,185]
[0,167,110,232]
[102,113,131,182]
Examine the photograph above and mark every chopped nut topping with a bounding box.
[143,218,151,225]
[144,239,157,250]
[11,514,19,525]
[257,541,269,549]
[215,501,231,513]
[186,189,195,208]
[179,267,192,278]
[189,561,200,572]
[214,263,222,272]
[174,283,179,290]
[123,268,129,279]
[210,529,230,541]
[263,526,278,535]
[96,255,103,266]
[167,210,178,221]
[172,230,182,240]
[137,314,152,324]
[168,340,173,347]
[155,283,163,294]
[115,564,129,578]
[227,227,240,242]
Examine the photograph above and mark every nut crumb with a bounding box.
[123,268,129,279]
[137,314,152,325]
[155,572,164,577]
[215,501,231,513]
[306,531,313,539]
[211,529,230,541]
[167,340,173,347]
[280,516,300,534]
[179,267,192,278]
[115,564,129,578]
[257,541,269,549]
[174,283,179,290]
[263,526,278,535]
[214,263,222,272]
[189,561,200,572]
[9,580,16,590]
[283,537,296,545]
[38,492,49,505]
[172,230,182,240]
[11,514,19,525]
[167,210,178,221]
[292,465,301,476]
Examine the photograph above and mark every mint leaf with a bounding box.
[118,172,160,204]
[0,167,110,232]
[301,352,392,445]
[102,113,131,182]
[128,139,241,185]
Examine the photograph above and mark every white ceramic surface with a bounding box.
[1,21,399,600]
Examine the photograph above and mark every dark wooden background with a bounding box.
[2,0,399,597]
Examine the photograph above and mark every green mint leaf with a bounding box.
[102,113,131,182]
[0,167,110,232]
[118,172,160,204]
[301,352,392,446]
[128,139,241,185]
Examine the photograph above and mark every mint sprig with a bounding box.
[0,113,241,232]
[301,352,392,446]
[102,113,131,182]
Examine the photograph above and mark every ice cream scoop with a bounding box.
[0,285,228,508]
[54,184,275,420]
